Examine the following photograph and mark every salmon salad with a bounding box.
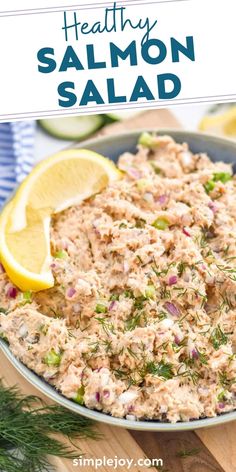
[0,133,236,423]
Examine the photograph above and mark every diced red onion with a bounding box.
[164,302,180,317]
[218,402,225,409]
[207,229,216,240]
[168,275,178,286]
[92,223,101,237]
[0,263,5,273]
[67,287,76,298]
[126,167,141,180]
[208,201,218,214]
[183,227,191,237]
[123,261,129,273]
[95,392,100,402]
[174,335,181,345]
[158,194,168,205]
[191,348,199,360]
[103,389,110,399]
[109,301,116,311]
[6,286,17,299]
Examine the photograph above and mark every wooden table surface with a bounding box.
[1,109,236,472]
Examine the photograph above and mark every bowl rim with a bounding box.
[1,127,236,432]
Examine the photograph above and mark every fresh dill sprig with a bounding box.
[176,447,200,458]
[0,380,100,472]
[177,261,188,276]
[94,316,115,334]
[219,371,236,388]
[152,261,175,278]
[216,263,236,282]
[125,312,142,331]
[210,325,228,350]
[145,361,174,380]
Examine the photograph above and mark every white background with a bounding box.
[0,0,235,121]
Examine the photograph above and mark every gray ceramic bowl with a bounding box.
[1,129,236,431]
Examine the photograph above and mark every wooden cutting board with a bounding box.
[1,109,236,472]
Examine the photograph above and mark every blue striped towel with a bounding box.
[0,121,35,207]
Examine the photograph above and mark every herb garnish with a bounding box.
[145,361,174,380]
[176,448,200,458]
[114,361,175,386]
[135,218,146,228]
[125,312,142,331]
[152,261,175,278]
[0,380,99,472]
[216,263,236,282]
[210,325,228,350]
[219,371,236,388]
[134,295,146,310]
[94,316,115,335]
[197,350,208,365]
[0,308,7,314]
[177,262,188,276]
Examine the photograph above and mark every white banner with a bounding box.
[0,0,235,121]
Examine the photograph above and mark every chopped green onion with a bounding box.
[217,390,227,402]
[44,348,62,367]
[152,217,170,230]
[138,132,157,148]
[55,250,68,259]
[145,284,155,299]
[95,303,107,314]
[110,293,120,301]
[136,179,149,190]
[204,180,215,194]
[0,332,8,342]
[213,172,232,183]
[74,385,85,405]
[23,291,32,303]
[150,161,161,175]
[124,290,134,298]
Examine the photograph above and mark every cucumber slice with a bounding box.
[38,115,105,141]
[105,111,142,122]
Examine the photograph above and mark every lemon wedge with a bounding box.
[199,106,236,138]
[9,149,121,233]
[0,149,121,291]
[0,200,53,291]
